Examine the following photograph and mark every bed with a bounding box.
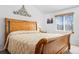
[4,17,71,54]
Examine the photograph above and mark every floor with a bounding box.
[70,45,79,54]
[0,45,79,54]
[0,49,9,54]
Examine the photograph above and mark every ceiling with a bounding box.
[33,5,79,14]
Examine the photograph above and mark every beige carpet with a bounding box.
[70,45,79,54]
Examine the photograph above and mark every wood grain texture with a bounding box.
[5,18,37,33]
[10,19,37,32]
[43,35,70,54]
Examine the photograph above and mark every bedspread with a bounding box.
[4,31,71,54]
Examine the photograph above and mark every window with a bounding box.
[55,13,73,31]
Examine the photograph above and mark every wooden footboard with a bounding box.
[42,35,70,54]
[35,38,47,54]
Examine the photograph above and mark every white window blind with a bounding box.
[55,13,73,31]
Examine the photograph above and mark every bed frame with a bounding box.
[5,17,71,54]
[5,17,37,34]
[43,35,70,54]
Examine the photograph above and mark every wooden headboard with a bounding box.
[5,17,37,42]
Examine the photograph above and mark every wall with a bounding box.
[0,5,43,48]
[40,7,79,46]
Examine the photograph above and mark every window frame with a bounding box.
[55,13,74,32]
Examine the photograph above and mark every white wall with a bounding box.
[40,7,79,46]
[0,5,43,48]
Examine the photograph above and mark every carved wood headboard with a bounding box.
[5,17,37,42]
